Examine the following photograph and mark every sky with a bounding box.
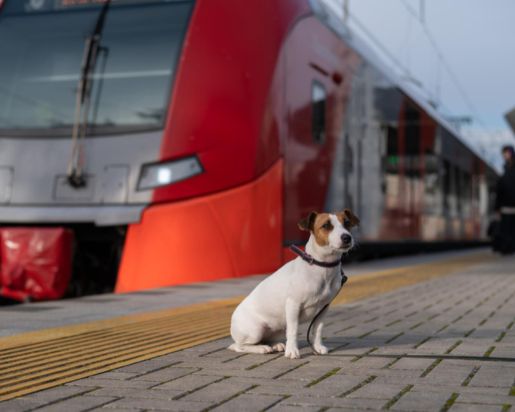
[325,0,515,171]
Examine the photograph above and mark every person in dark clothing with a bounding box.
[495,145,515,254]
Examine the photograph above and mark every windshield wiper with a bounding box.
[67,0,111,188]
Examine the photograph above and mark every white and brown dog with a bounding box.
[229,209,359,359]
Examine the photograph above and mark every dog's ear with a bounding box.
[340,209,360,228]
[298,211,317,232]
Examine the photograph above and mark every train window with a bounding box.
[462,171,472,216]
[443,160,451,211]
[455,166,462,213]
[455,168,461,215]
[404,104,420,177]
[423,150,439,213]
[312,81,326,143]
[385,126,399,173]
[0,1,194,136]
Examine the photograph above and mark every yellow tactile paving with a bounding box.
[0,251,494,401]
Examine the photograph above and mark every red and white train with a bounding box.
[0,0,496,300]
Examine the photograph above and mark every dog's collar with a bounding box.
[289,244,342,268]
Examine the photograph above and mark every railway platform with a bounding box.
[0,249,514,411]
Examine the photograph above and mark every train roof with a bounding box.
[310,0,498,175]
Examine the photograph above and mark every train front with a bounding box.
[0,0,287,300]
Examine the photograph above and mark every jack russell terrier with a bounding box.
[229,209,359,359]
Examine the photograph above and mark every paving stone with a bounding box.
[66,377,154,389]
[390,389,453,411]
[401,381,515,399]
[152,373,223,393]
[455,392,515,406]
[451,403,505,412]
[23,385,95,403]
[86,387,183,400]
[281,394,386,409]
[390,357,435,370]
[373,345,417,355]
[200,356,312,380]
[422,360,477,385]
[92,372,139,380]
[353,368,422,381]
[346,356,392,370]
[453,385,514,397]
[133,366,199,382]
[211,393,284,411]
[92,409,145,412]
[247,382,310,397]
[266,405,320,412]
[304,373,373,397]
[218,353,274,369]
[0,398,40,412]
[115,357,185,374]
[35,395,117,412]
[179,379,254,403]
[451,341,498,357]
[183,339,232,354]
[469,365,515,388]
[103,398,210,411]
[175,367,274,380]
[347,382,407,400]
[275,363,342,383]
[323,409,384,412]
[493,345,515,358]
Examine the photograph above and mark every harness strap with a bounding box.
[306,269,347,354]
[289,244,341,267]
[289,245,349,354]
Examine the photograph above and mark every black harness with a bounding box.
[289,245,348,354]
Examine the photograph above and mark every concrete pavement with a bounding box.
[1,253,514,411]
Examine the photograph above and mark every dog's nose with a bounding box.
[341,234,352,245]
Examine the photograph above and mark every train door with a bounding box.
[347,74,365,225]
[282,18,343,244]
[346,66,385,240]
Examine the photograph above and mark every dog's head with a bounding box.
[298,209,359,252]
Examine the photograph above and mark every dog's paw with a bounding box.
[257,345,274,354]
[285,346,300,359]
[272,342,286,352]
[313,344,329,355]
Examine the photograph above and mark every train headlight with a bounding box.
[137,156,203,191]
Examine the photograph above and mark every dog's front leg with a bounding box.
[311,306,329,355]
[285,298,301,359]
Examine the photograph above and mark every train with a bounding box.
[0,0,497,301]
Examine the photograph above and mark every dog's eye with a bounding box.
[344,219,350,227]
[322,221,332,230]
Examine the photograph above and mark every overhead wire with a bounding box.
[399,0,491,133]
[346,10,455,118]
[348,0,492,159]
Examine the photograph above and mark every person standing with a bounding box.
[495,145,515,254]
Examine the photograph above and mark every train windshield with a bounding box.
[0,0,194,136]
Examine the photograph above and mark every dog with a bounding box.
[228,209,359,359]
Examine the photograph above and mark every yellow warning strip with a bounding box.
[0,251,495,401]
[0,310,229,363]
[0,313,233,376]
